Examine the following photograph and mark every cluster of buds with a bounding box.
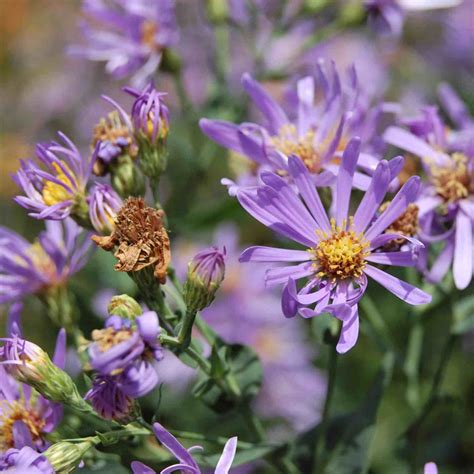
[183,247,226,313]
[85,295,164,420]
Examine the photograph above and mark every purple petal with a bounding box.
[364,265,431,305]
[426,238,454,284]
[424,462,438,474]
[365,176,420,241]
[52,328,67,369]
[239,246,310,263]
[215,436,238,474]
[241,73,289,134]
[366,251,416,267]
[265,262,314,286]
[136,311,160,343]
[199,119,243,153]
[335,138,361,226]
[453,211,473,290]
[131,461,156,474]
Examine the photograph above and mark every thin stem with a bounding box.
[360,295,394,353]
[241,404,265,442]
[313,345,338,474]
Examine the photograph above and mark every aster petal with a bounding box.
[215,436,238,474]
[265,261,314,286]
[288,155,331,232]
[364,265,431,305]
[52,328,67,369]
[239,246,310,263]
[199,119,243,153]
[335,138,361,226]
[353,160,391,232]
[366,251,416,267]
[136,311,160,343]
[282,279,299,318]
[325,304,359,354]
[12,421,34,449]
[131,461,156,474]
[152,423,200,470]
[426,239,454,284]
[297,76,315,135]
[438,83,471,128]
[241,73,289,134]
[424,462,438,474]
[365,176,420,241]
[453,211,473,290]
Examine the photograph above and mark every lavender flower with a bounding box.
[88,311,163,396]
[0,219,93,305]
[131,422,237,474]
[384,112,473,290]
[200,61,384,195]
[183,247,226,312]
[0,447,54,473]
[236,138,431,353]
[0,309,65,452]
[13,133,95,221]
[88,184,122,235]
[70,0,178,86]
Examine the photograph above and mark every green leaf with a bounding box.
[323,353,394,474]
[192,344,263,413]
[451,295,474,334]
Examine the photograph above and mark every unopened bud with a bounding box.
[183,247,226,312]
[1,336,84,408]
[44,441,94,473]
[107,294,143,320]
[88,184,123,235]
[110,154,146,198]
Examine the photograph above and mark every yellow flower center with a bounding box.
[140,20,160,50]
[91,327,133,353]
[381,202,419,250]
[93,111,136,157]
[430,153,472,204]
[25,242,58,282]
[42,162,75,206]
[271,124,322,173]
[0,399,45,451]
[311,218,370,281]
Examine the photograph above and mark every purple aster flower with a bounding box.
[0,446,54,473]
[131,422,237,474]
[0,307,65,452]
[200,61,384,195]
[88,183,123,235]
[88,311,163,396]
[424,462,438,474]
[365,0,405,36]
[126,84,169,144]
[70,0,178,86]
[236,138,431,353]
[84,374,133,420]
[384,115,474,290]
[13,132,96,221]
[0,219,93,305]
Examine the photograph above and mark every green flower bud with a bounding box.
[183,247,226,313]
[107,294,143,320]
[44,441,95,473]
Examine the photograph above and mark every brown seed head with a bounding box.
[92,197,171,283]
[381,202,419,249]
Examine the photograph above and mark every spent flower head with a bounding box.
[92,197,171,283]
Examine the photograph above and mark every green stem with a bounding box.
[313,345,338,474]
[360,295,394,353]
[242,404,265,442]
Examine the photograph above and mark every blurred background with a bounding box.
[0,1,473,472]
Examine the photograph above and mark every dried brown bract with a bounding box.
[92,197,170,283]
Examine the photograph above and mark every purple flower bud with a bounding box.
[183,247,226,312]
[88,184,123,235]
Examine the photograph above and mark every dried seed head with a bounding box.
[92,197,171,283]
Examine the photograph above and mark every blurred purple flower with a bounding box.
[70,0,178,86]
[200,61,383,195]
[365,0,405,36]
[0,446,54,473]
[0,306,65,453]
[88,183,123,235]
[13,133,96,221]
[0,219,93,305]
[237,139,431,353]
[384,110,474,290]
[424,462,438,474]
[131,422,237,474]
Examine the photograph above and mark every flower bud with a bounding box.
[1,336,84,408]
[88,184,123,235]
[183,247,226,312]
[126,84,169,180]
[107,294,143,320]
[44,441,94,473]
